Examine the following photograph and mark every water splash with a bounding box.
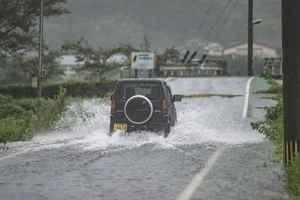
[66,96,265,151]
[10,78,266,153]
[54,98,110,131]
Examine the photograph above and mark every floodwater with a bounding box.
[0,77,288,200]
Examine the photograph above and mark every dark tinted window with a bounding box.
[119,82,162,99]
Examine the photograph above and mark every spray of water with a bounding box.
[49,97,264,152]
[11,78,265,153]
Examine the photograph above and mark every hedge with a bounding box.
[0,81,116,98]
[0,89,66,143]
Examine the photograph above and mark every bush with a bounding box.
[0,81,116,98]
[287,155,300,199]
[0,94,13,104]
[251,79,283,157]
[0,103,26,119]
[0,118,33,142]
[16,98,42,113]
[31,87,66,130]
[252,79,300,198]
[0,88,67,143]
[251,98,283,157]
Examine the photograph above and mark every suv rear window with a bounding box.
[118,82,163,99]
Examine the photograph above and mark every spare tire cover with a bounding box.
[124,95,153,125]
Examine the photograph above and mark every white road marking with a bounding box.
[242,77,255,119]
[176,77,255,199]
[0,150,30,161]
[176,146,226,200]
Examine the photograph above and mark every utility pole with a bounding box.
[282,0,300,163]
[248,0,253,76]
[37,0,44,97]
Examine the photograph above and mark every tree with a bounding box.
[0,0,69,55]
[61,39,137,80]
[0,50,63,84]
[21,50,63,80]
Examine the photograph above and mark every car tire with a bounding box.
[164,123,171,138]
[108,122,114,136]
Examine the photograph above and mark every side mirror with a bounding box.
[173,95,183,102]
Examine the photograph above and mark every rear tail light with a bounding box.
[111,96,116,113]
[161,97,167,112]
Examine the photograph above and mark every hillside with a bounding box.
[45,0,281,51]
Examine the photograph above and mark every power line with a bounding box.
[192,0,238,53]
[188,0,219,53]
[212,0,239,40]
[197,0,218,33]
[205,0,235,41]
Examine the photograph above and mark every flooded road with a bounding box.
[0,78,288,200]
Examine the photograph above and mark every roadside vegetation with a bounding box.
[0,81,115,98]
[0,79,116,147]
[0,1,121,147]
[252,78,300,199]
[0,88,66,146]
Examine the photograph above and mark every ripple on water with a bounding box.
[10,78,265,153]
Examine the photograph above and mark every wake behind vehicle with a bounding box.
[109,79,182,138]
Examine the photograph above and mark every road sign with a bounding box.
[131,52,155,70]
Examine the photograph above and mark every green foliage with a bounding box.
[261,69,273,82]
[251,81,283,157]
[0,81,116,98]
[0,0,69,55]
[251,99,284,157]
[0,95,13,104]
[62,38,136,59]
[0,56,29,84]
[287,155,300,199]
[252,79,300,198]
[0,88,66,144]
[34,87,66,130]
[0,50,64,85]
[61,38,135,80]
[0,118,33,142]
[0,103,26,119]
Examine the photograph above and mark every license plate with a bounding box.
[113,123,128,131]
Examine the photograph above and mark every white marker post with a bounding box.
[242,77,255,119]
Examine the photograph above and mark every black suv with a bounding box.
[109,79,182,137]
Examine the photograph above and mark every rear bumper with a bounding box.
[110,111,168,132]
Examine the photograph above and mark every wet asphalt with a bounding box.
[0,78,289,200]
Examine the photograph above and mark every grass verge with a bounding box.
[251,80,300,199]
[287,155,300,199]
[0,88,66,144]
